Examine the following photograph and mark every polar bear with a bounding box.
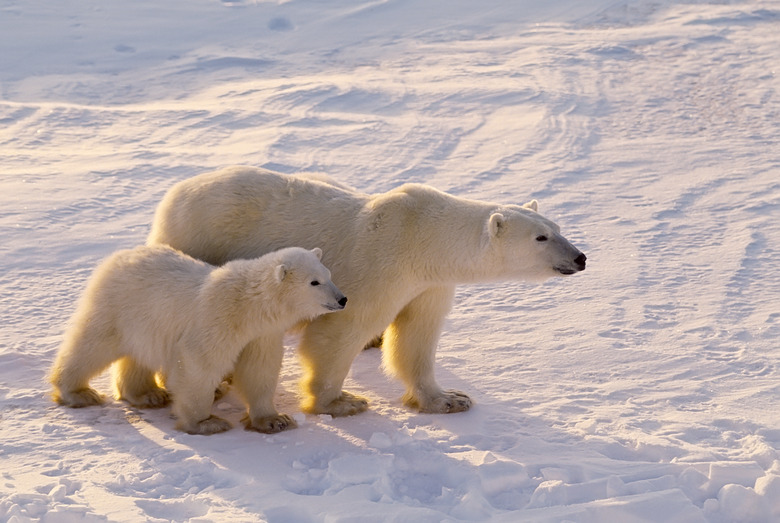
[146,166,587,418]
[49,244,347,435]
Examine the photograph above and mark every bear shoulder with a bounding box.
[367,183,453,214]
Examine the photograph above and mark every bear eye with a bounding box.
[310,280,321,286]
[536,235,548,242]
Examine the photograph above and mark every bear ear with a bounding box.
[311,247,323,260]
[523,199,539,212]
[488,213,505,238]
[275,264,288,282]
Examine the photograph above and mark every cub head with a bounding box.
[273,247,347,317]
[485,200,586,281]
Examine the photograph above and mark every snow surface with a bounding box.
[1,0,779,521]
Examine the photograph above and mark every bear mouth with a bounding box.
[555,263,586,275]
[323,304,346,311]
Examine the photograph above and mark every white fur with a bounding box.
[50,244,346,434]
[147,166,586,416]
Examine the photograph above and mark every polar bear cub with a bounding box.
[50,245,346,435]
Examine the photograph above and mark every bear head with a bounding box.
[486,200,586,282]
[273,247,348,317]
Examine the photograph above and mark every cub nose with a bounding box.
[338,296,348,308]
[574,253,587,270]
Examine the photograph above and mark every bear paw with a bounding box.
[242,413,298,434]
[125,387,171,409]
[54,387,105,408]
[313,391,369,417]
[411,390,472,414]
[213,374,233,401]
[182,415,232,435]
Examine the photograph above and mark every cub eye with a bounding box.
[310,281,321,286]
[536,235,548,242]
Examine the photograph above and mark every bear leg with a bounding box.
[232,335,299,432]
[384,285,472,414]
[113,357,170,408]
[298,322,369,416]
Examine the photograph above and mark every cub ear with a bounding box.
[275,264,288,282]
[311,247,323,260]
[523,200,539,212]
[488,212,505,238]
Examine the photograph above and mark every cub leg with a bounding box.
[167,367,231,435]
[50,319,119,407]
[113,357,170,408]
[383,285,472,413]
[232,334,297,433]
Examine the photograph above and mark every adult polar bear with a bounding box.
[147,166,586,418]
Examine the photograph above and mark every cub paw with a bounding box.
[54,387,105,408]
[242,413,298,434]
[182,415,232,435]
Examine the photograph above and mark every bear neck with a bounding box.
[202,262,287,343]
[392,186,502,285]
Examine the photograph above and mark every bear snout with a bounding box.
[324,294,348,311]
[553,252,587,276]
[575,253,587,271]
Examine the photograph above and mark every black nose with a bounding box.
[338,296,348,307]
[575,253,587,270]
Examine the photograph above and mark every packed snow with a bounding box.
[1,0,779,521]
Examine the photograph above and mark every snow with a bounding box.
[1,0,778,521]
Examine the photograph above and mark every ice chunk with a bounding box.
[755,474,780,516]
[478,460,532,497]
[368,432,393,449]
[326,454,391,485]
[705,462,764,496]
[541,467,572,482]
[718,484,769,523]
